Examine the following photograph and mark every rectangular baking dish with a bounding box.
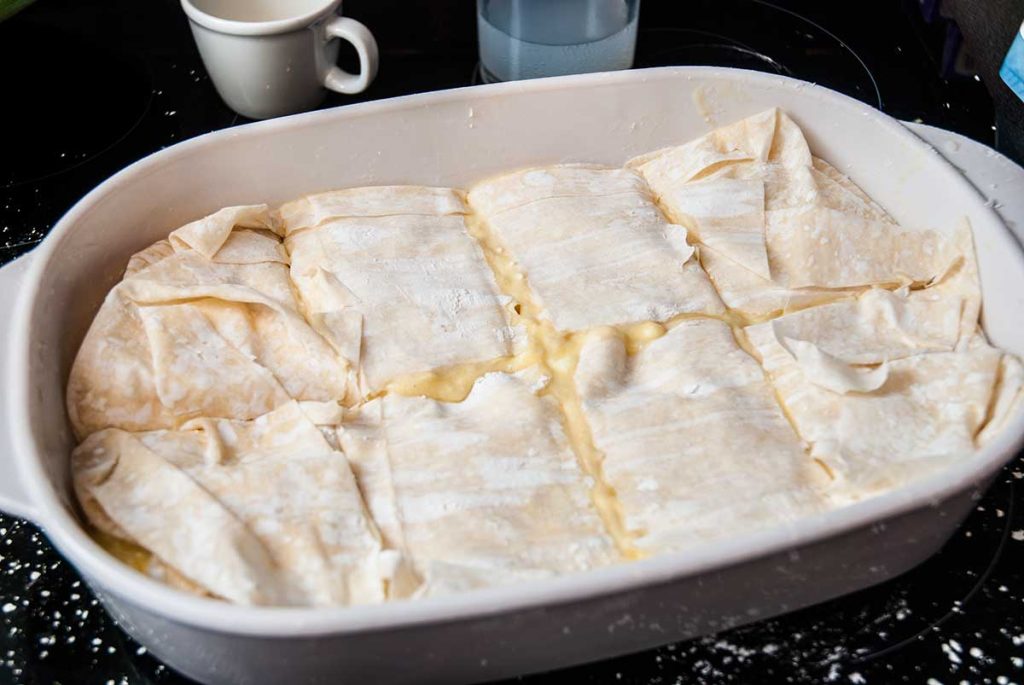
[1,67,1023,685]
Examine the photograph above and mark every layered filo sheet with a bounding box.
[340,370,618,599]
[629,108,962,319]
[279,186,527,399]
[67,205,348,438]
[466,164,724,329]
[573,319,827,555]
[68,109,1024,606]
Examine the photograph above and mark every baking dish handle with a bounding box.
[0,253,39,521]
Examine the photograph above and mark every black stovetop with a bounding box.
[2,1,1022,683]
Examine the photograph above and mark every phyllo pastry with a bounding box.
[467,164,724,331]
[631,109,963,319]
[341,370,619,598]
[73,402,383,606]
[745,231,1020,503]
[574,319,826,554]
[65,108,1024,608]
[281,186,526,399]
[67,205,348,439]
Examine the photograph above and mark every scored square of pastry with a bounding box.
[281,186,525,398]
[466,164,724,331]
[745,244,1022,504]
[340,370,620,599]
[573,318,826,555]
[73,402,383,606]
[67,205,348,439]
[631,108,963,314]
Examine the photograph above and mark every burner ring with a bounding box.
[635,0,883,110]
[753,0,882,108]
[1,21,154,188]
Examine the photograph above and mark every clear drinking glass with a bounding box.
[477,0,640,83]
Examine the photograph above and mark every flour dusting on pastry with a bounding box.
[67,110,1023,606]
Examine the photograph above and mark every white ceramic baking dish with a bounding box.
[1,67,1023,685]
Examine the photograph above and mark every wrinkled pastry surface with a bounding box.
[67,109,1023,606]
[467,164,724,330]
[341,370,618,599]
[574,319,827,554]
[281,186,525,399]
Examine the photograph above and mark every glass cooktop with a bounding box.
[1,1,1020,683]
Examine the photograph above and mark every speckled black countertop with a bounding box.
[2,1,1023,683]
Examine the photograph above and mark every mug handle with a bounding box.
[322,16,379,95]
[0,254,39,522]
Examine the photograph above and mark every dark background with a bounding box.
[2,1,1024,683]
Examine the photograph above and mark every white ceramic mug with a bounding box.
[181,0,379,119]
